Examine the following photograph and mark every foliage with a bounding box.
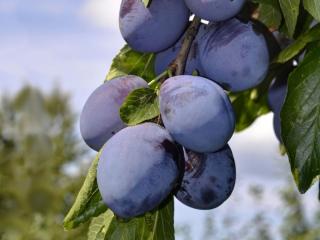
[0,86,88,239]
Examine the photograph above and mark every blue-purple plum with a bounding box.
[184,0,245,21]
[154,24,207,75]
[273,112,281,142]
[268,78,287,114]
[159,75,235,153]
[97,123,183,218]
[80,75,148,151]
[268,77,287,141]
[176,145,236,209]
[119,0,190,53]
[199,19,269,92]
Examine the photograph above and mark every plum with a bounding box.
[119,0,190,53]
[268,78,287,114]
[199,19,269,92]
[176,145,236,209]
[273,112,282,142]
[80,75,147,151]
[184,0,245,22]
[159,75,235,153]
[97,123,183,218]
[154,24,207,75]
[268,77,288,142]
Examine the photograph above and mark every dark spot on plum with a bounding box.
[201,189,216,205]
[111,131,116,135]
[183,179,190,185]
[120,0,136,19]
[163,107,171,116]
[210,176,217,183]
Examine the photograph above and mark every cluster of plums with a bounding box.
[79,0,284,219]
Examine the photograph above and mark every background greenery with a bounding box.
[0,87,89,239]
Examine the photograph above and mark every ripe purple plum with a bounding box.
[184,0,245,22]
[199,19,269,92]
[80,75,147,151]
[119,0,190,53]
[176,145,236,209]
[268,77,288,141]
[97,123,183,218]
[159,75,235,153]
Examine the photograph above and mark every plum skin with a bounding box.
[97,123,183,219]
[176,145,236,209]
[119,0,190,53]
[268,78,288,141]
[159,75,235,153]
[80,75,147,151]
[199,19,269,92]
[184,0,245,22]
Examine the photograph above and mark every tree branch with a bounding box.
[169,16,202,76]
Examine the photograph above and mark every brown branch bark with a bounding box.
[169,16,202,76]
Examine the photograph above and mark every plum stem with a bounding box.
[170,16,202,76]
[148,70,169,87]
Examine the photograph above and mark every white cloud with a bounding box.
[81,0,122,30]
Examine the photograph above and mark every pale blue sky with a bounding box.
[0,1,318,239]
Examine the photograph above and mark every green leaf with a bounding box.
[275,24,320,63]
[98,198,174,240]
[64,153,108,229]
[230,89,270,132]
[106,45,156,82]
[88,211,114,240]
[120,88,160,125]
[253,0,282,30]
[281,47,320,193]
[303,0,320,21]
[279,0,301,37]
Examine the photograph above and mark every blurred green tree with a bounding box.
[0,86,88,240]
[280,185,320,240]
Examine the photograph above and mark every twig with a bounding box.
[169,16,202,76]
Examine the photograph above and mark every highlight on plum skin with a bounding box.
[97,123,184,219]
[159,75,235,153]
[80,75,148,151]
[175,145,236,209]
[119,0,190,53]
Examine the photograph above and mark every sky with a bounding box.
[0,1,318,239]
